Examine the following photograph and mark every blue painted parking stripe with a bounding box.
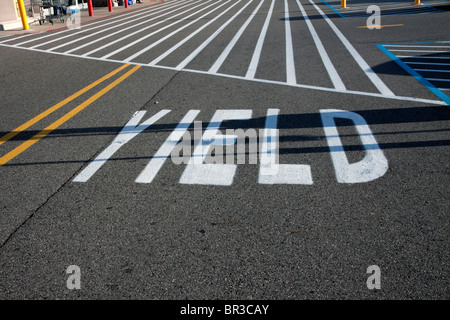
[377,44,450,106]
[381,40,450,46]
[320,0,346,18]
[422,4,448,13]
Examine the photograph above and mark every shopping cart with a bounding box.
[33,0,69,25]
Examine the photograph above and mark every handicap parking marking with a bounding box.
[377,41,450,106]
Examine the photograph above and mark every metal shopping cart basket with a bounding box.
[33,0,69,25]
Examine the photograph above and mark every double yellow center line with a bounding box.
[357,24,404,29]
[0,64,141,166]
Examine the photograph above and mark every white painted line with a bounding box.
[426,78,450,82]
[33,1,181,50]
[308,0,395,96]
[175,0,253,70]
[13,0,178,47]
[258,108,313,185]
[383,45,450,48]
[73,109,170,183]
[439,88,450,91]
[135,110,200,183]
[389,49,450,53]
[245,0,275,79]
[101,0,207,60]
[148,0,242,66]
[0,42,445,106]
[83,0,202,57]
[208,0,264,74]
[397,55,450,60]
[284,0,296,85]
[182,67,447,105]
[0,33,35,44]
[320,109,388,184]
[294,0,346,91]
[415,69,450,73]
[179,110,252,186]
[405,61,450,66]
[57,0,190,54]
[124,0,227,63]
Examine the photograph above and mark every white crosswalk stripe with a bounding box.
[1,0,447,105]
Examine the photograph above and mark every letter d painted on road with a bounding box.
[320,109,388,183]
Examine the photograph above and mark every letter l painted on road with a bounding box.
[259,108,313,184]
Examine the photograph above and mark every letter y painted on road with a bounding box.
[73,109,170,183]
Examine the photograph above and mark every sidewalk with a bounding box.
[0,0,164,37]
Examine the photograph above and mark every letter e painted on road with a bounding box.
[179,110,252,186]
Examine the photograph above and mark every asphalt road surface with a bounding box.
[0,0,449,301]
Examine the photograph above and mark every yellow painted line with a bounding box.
[357,24,404,29]
[0,64,130,147]
[0,65,141,167]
